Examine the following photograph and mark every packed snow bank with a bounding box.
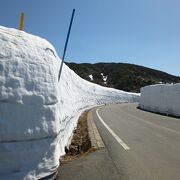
[0,26,139,179]
[140,84,180,117]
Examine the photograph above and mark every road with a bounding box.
[92,103,180,180]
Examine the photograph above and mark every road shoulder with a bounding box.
[87,108,105,149]
[56,107,120,180]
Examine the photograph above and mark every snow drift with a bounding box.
[140,84,180,117]
[0,26,139,179]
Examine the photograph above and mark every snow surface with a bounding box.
[140,84,180,117]
[0,26,139,179]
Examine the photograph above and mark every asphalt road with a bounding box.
[92,103,180,180]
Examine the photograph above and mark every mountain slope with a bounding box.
[66,62,180,92]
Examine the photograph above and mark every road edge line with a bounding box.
[96,107,130,151]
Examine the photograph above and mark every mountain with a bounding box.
[66,62,180,93]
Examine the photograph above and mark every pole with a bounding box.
[58,9,75,81]
[19,12,24,31]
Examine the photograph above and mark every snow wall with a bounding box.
[140,84,180,117]
[0,26,139,179]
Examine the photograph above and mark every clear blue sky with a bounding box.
[0,0,179,76]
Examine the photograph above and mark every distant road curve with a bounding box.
[92,103,180,180]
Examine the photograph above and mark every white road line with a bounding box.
[96,108,130,151]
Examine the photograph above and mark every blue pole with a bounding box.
[58,9,75,81]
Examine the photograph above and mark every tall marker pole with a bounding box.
[19,12,25,31]
[58,9,75,81]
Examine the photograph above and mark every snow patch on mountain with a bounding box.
[101,73,108,84]
[88,74,93,81]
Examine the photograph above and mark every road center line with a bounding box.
[96,107,130,150]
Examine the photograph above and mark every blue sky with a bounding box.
[0,0,179,76]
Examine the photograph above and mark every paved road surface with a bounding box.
[92,103,180,180]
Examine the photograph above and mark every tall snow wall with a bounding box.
[140,84,180,117]
[0,26,139,179]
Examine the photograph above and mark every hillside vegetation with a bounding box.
[66,62,180,92]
